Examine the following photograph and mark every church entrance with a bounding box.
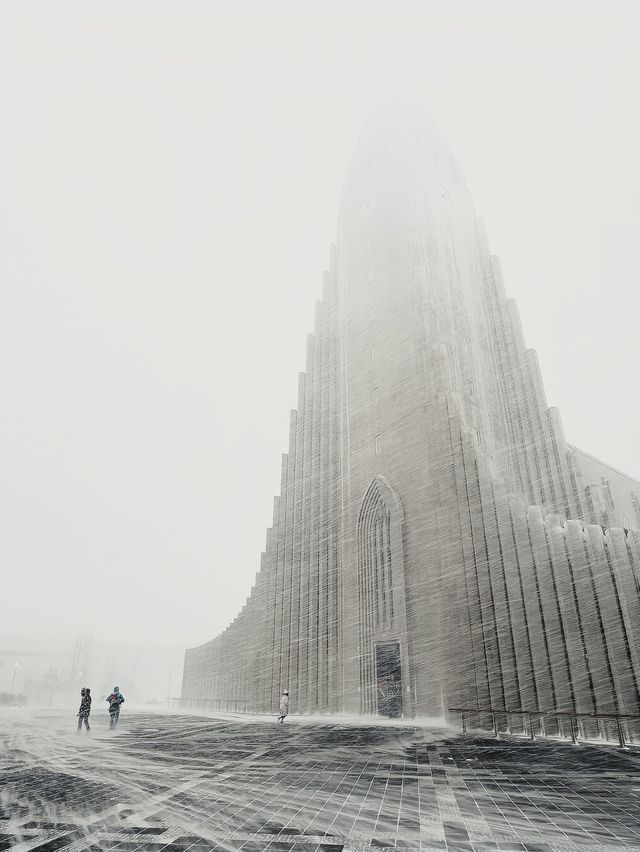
[375,642,403,718]
[357,477,411,717]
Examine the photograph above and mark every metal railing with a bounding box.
[449,706,640,750]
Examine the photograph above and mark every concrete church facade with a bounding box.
[182,112,640,720]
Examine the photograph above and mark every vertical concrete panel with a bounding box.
[607,528,640,712]
[264,517,278,711]
[272,452,290,704]
[547,519,594,713]
[528,509,573,710]
[296,365,312,713]
[449,422,489,711]
[288,374,308,712]
[307,329,322,711]
[327,307,341,709]
[465,444,504,708]
[565,520,613,713]
[495,494,535,710]
[473,457,509,710]
[316,307,328,709]
[510,506,553,709]
[483,480,519,711]
[586,525,630,713]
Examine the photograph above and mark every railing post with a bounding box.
[447,707,640,751]
[491,712,499,739]
[569,715,578,745]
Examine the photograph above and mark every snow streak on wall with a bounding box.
[182,110,640,719]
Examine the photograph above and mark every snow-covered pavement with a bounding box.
[1,709,640,851]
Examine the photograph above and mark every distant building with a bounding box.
[182,110,640,719]
[0,634,69,702]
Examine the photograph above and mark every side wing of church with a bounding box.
[181,111,640,720]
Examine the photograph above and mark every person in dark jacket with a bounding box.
[106,686,125,729]
[77,687,91,732]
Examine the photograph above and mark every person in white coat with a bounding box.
[277,690,289,723]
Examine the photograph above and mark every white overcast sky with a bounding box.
[1,1,638,648]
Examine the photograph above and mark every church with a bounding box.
[181,110,640,721]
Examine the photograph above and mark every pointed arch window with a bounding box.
[358,483,394,633]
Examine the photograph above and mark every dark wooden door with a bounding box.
[375,642,403,718]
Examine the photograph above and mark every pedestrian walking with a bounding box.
[277,689,289,723]
[76,687,91,732]
[106,685,125,729]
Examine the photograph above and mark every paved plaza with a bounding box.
[1,710,640,852]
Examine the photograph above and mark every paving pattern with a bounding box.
[1,710,640,851]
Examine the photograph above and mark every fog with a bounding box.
[1,0,638,668]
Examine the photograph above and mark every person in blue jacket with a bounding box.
[106,686,125,729]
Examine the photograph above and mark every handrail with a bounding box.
[448,705,640,749]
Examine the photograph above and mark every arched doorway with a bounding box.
[357,477,411,717]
